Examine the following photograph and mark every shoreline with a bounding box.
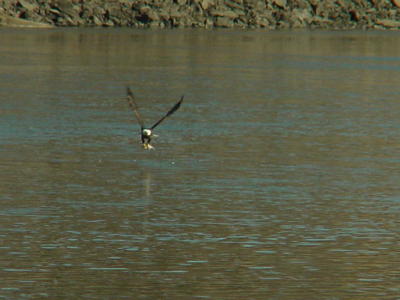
[1,0,400,30]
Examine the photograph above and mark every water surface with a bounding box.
[0,28,399,299]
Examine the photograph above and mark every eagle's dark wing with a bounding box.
[126,87,145,129]
[151,96,184,130]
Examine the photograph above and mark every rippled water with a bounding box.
[1,28,399,299]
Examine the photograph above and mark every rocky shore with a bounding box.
[1,0,400,29]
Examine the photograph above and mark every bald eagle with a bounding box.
[126,87,184,150]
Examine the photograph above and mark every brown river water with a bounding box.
[0,28,399,299]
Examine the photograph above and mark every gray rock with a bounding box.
[169,6,183,19]
[107,5,123,18]
[256,16,271,28]
[18,0,37,11]
[204,17,213,28]
[393,0,400,8]
[48,8,62,16]
[291,8,312,23]
[199,0,215,10]
[0,14,53,27]
[210,9,238,19]
[214,16,233,27]
[140,6,159,21]
[92,15,103,26]
[225,0,244,10]
[376,18,400,27]
[273,0,287,9]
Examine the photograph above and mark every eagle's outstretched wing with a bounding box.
[126,87,145,129]
[151,96,184,130]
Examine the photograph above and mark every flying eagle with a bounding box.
[126,87,184,150]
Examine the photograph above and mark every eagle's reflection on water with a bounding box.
[143,170,152,199]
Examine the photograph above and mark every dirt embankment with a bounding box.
[1,0,400,29]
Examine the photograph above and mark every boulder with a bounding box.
[199,0,214,10]
[291,8,312,26]
[139,6,160,21]
[169,6,183,18]
[0,14,53,27]
[210,9,238,19]
[225,0,244,10]
[18,0,38,11]
[273,0,287,9]
[392,0,400,8]
[376,18,400,27]
[214,16,233,27]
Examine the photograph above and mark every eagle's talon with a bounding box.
[143,143,154,150]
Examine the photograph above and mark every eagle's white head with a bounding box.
[142,129,152,136]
